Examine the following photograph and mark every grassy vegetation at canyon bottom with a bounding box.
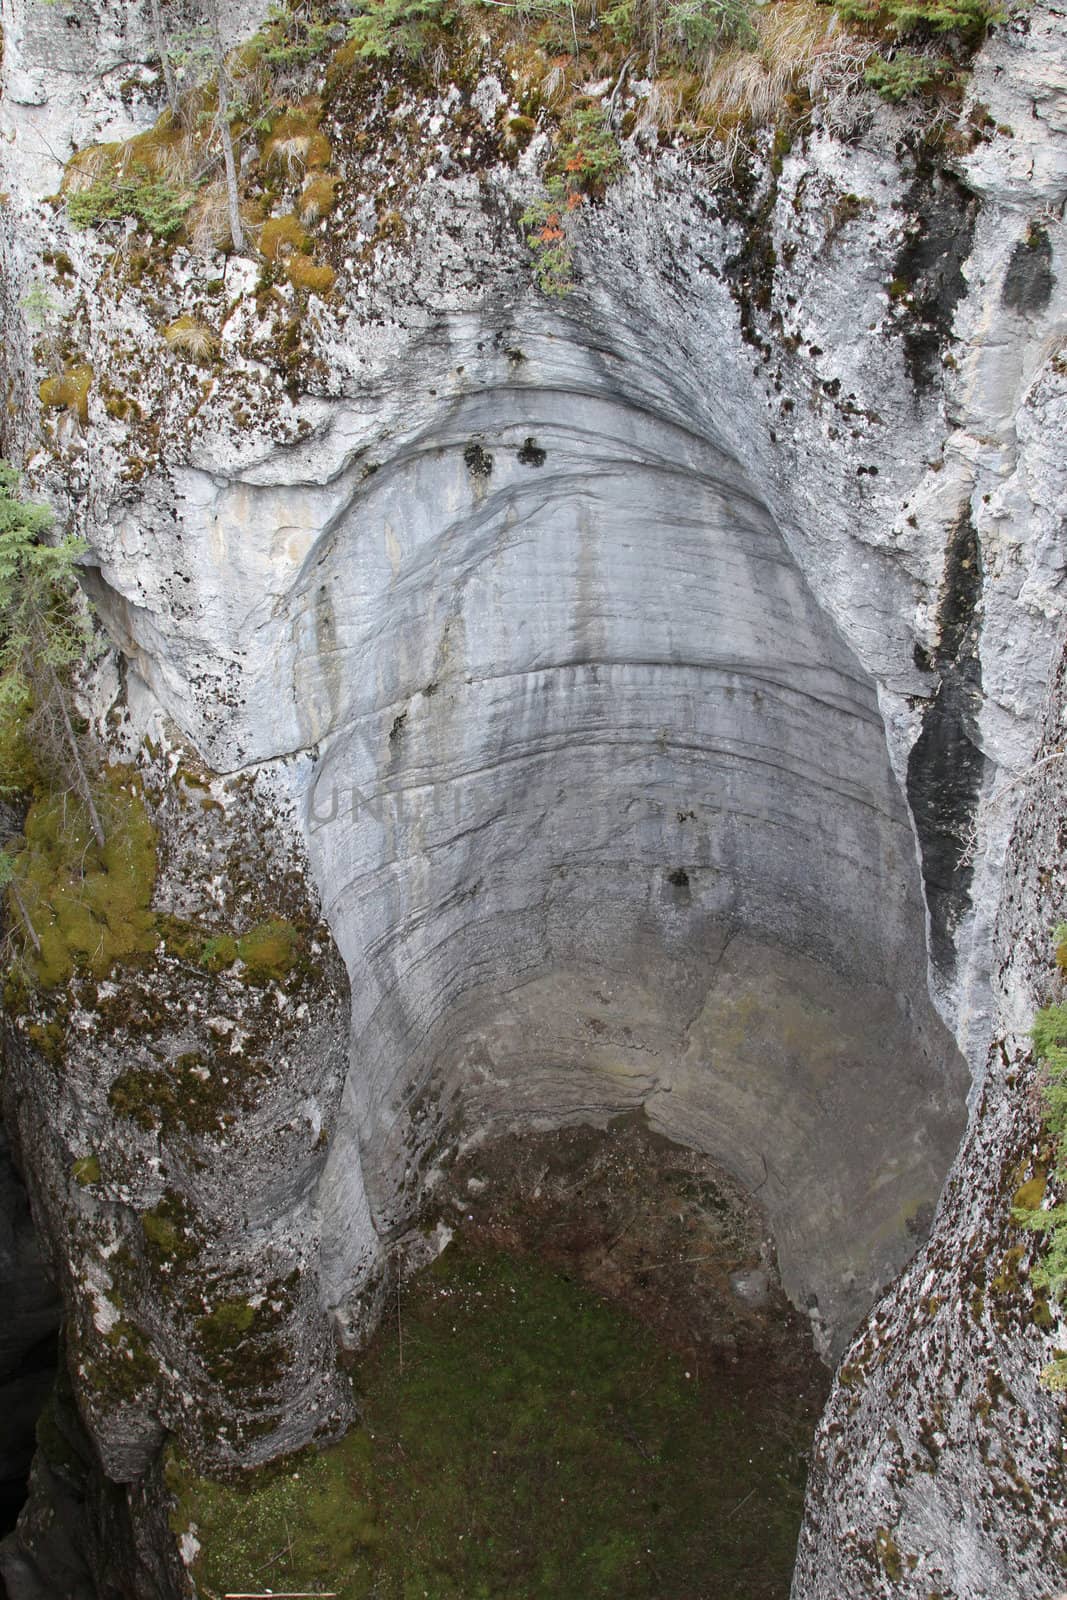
[170,1243,819,1599]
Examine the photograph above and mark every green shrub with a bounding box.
[345,0,447,60]
[602,0,756,54]
[523,107,624,297]
[522,185,575,296]
[67,174,193,240]
[832,0,1001,41]
[550,106,624,198]
[251,2,337,68]
[863,48,956,99]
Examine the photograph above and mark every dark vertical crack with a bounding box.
[907,506,986,975]
[892,168,979,391]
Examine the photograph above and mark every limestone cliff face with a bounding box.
[0,0,1065,1595]
[795,646,1067,1595]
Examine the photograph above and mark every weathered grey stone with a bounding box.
[0,1,1064,1596]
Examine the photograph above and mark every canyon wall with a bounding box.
[0,0,1064,1593]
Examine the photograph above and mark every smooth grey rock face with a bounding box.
[304,368,965,1353]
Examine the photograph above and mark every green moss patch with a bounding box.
[259,213,310,263]
[170,1243,819,1599]
[71,1154,101,1186]
[200,933,238,972]
[13,770,157,987]
[237,918,302,981]
[110,1048,271,1139]
[141,1190,201,1277]
[195,1294,290,1391]
[83,1316,160,1404]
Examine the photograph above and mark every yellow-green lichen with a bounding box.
[39,363,93,425]
[875,1526,904,1582]
[1013,1173,1047,1213]
[71,1154,101,1186]
[237,918,302,981]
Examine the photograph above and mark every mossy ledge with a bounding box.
[1,738,355,1471]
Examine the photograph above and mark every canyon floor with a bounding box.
[171,1116,828,1598]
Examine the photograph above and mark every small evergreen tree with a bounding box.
[0,462,104,845]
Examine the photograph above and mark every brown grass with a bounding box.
[163,317,217,362]
[697,0,867,141]
[262,102,331,174]
[298,173,339,224]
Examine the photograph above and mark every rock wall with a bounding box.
[0,751,355,1477]
[795,633,1067,1599]
[0,0,1064,1595]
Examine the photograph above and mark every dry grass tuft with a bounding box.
[187,182,232,256]
[163,316,217,362]
[298,173,339,224]
[637,74,701,132]
[187,184,262,257]
[266,133,314,176]
[698,0,867,141]
[540,62,569,106]
[63,143,123,195]
[262,103,331,174]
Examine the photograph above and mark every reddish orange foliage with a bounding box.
[538,212,565,243]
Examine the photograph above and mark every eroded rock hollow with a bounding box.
[295,355,966,1354]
